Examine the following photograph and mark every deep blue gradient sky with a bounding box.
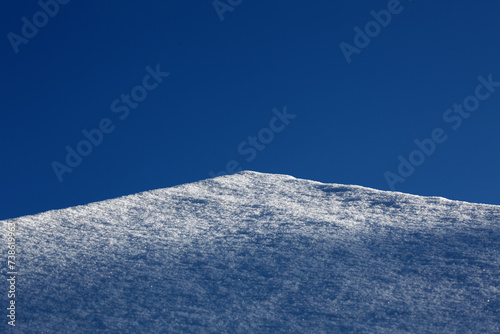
[1,0,500,220]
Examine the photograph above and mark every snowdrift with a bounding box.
[1,171,499,332]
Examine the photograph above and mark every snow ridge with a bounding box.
[1,171,499,333]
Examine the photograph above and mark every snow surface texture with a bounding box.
[1,171,499,333]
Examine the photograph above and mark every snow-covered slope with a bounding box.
[1,171,499,333]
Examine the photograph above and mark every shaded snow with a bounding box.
[1,171,499,332]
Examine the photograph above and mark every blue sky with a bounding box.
[1,0,500,220]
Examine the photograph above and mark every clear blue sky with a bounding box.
[1,0,500,220]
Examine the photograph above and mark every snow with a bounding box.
[1,171,499,332]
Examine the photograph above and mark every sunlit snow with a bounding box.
[1,171,499,332]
